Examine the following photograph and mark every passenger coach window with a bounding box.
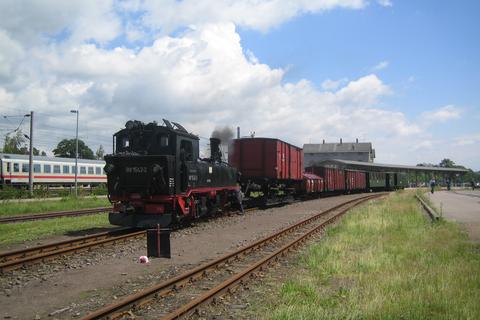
[34,164,41,173]
[63,165,69,174]
[80,167,86,174]
[22,163,29,172]
[95,167,101,175]
[88,167,94,174]
[6,163,10,172]
[53,165,61,174]
[13,163,19,172]
[72,166,76,174]
[44,164,51,173]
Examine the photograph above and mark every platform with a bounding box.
[427,190,480,242]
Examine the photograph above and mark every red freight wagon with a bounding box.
[305,166,345,192]
[346,170,366,191]
[229,138,303,181]
[303,173,324,194]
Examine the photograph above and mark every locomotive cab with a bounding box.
[105,119,239,228]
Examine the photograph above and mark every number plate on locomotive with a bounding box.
[125,166,148,173]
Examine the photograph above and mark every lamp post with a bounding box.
[70,110,79,197]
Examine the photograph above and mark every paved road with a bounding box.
[427,190,480,242]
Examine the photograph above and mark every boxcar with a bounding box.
[302,173,324,194]
[304,166,345,192]
[346,170,366,192]
[229,137,303,205]
[229,138,303,181]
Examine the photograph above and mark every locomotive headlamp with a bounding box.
[104,163,115,174]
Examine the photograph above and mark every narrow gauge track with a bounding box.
[82,193,386,320]
[0,228,142,274]
[0,207,111,224]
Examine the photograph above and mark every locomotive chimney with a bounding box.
[210,137,222,162]
[237,126,240,139]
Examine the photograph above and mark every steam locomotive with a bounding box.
[104,119,239,227]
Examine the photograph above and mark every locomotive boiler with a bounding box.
[105,119,239,228]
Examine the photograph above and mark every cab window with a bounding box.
[180,140,193,161]
[158,134,169,147]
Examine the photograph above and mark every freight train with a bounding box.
[105,120,407,228]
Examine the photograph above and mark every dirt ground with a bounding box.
[427,190,480,242]
[0,194,367,319]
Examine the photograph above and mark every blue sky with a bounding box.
[0,1,478,169]
[239,1,480,117]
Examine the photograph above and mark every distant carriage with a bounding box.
[0,153,106,186]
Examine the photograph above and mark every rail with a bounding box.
[82,193,386,319]
[0,228,142,273]
[0,207,111,224]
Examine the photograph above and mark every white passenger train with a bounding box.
[0,153,106,186]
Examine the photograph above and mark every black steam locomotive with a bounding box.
[104,119,239,227]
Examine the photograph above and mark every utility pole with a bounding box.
[70,109,79,197]
[27,111,34,197]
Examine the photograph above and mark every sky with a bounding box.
[0,0,478,170]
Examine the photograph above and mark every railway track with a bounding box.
[0,207,111,224]
[82,193,385,320]
[0,228,143,274]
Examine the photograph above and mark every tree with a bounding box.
[2,131,28,154]
[439,158,455,168]
[95,145,105,160]
[53,139,95,159]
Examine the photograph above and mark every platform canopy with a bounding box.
[314,159,469,175]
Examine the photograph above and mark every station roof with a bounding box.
[315,159,469,175]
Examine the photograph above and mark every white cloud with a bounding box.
[321,78,348,91]
[371,60,389,71]
[141,0,368,33]
[422,105,462,123]
[0,2,477,170]
[0,1,120,46]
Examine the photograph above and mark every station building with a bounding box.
[303,139,375,167]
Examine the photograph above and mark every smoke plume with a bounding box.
[211,126,235,161]
[211,126,234,145]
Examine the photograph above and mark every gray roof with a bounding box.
[315,159,469,174]
[0,153,105,164]
[304,142,373,153]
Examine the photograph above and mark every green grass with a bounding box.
[0,214,112,246]
[0,196,110,217]
[266,191,480,319]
